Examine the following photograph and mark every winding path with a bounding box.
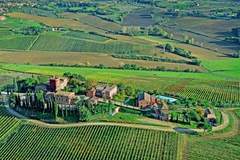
[5,106,174,131]
[5,105,232,134]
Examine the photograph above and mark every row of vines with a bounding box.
[0,125,180,160]
[166,80,240,104]
[0,107,20,141]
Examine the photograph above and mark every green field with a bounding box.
[31,32,154,54]
[1,63,239,81]
[0,17,42,29]
[1,63,239,104]
[202,59,240,79]
[63,31,109,42]
[0,35,36,50]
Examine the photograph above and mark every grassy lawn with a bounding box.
[1,63,239,81]
[202,59,240,79]
[88,112,170,127]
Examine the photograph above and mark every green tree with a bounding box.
[189,110,201,122]
[125,86,135,96]
[8,92,16,108]
[108,102,115,115]
[165,43,175,52]
[79,106,91,122]
[203,119,212,133]
[53,102,58,120]
[13,78,18,93]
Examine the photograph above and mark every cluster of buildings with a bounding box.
[45,77,77,105]
[136,92,170,121]
[45,77,118,106]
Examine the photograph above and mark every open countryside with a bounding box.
[0,0,240,160]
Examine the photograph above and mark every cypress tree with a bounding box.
[53,101,58,120]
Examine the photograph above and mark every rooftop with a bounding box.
[55,91,75,97]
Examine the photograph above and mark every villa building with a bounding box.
[87,85,118,100]
[49,77,68,92]
[136,92,157,108]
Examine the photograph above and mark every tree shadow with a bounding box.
[173,127,198,135]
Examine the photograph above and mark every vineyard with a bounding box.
[31,33,154,55]
[186,136,240,160]
[166,80,240,104]
[0,107,20,141]
[63,31,109,42]
[0,36,36,50]
[0,125,180,160]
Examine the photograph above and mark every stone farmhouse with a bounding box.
[46,91,77,105]
[204,108,217,126]
[136,92,170,121]
[49,77,68,92]
[87,85,118,100]
[46,77,77,105]
[136,92,157,108]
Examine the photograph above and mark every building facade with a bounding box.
[49,77,68,92]
[87,85,118,100]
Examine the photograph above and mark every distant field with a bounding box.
[0,35,36,50]
[63,31,109,42]
[7,12,105,34]
[0,124,180,160]
[202,59,240,72]
[122,8,155,27]
[137,36,223,60]
[0,51,203,71]
[166,16,240,54]
[0,16,42,29]
[60,12,122,32]
[31,32,156,55]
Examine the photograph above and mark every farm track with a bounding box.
[5,106,175,132]
[204,110,240,139]
[27,35,40,51]
[5,105,231,134]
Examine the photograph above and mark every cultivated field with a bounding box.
[137,36,223,60]
[60,12,122,32]
[0,51,204,71]
[166,17,240,54]
[167,80,240,104]
[7,12,105,34]
[0,124,180,160]
[0,107,20,141]
[31,32,155,55]
[185,110,240,160]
